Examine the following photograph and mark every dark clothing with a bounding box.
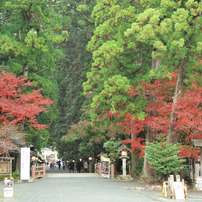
[69,161,74,173]
[76,161,82,173]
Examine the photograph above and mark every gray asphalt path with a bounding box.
[0,175,159,202]
[0,166,202,202]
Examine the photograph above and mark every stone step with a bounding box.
[116,175,133,182]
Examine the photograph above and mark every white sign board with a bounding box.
[173,182,185,199]
[4,178,13,197]
[20,147,30,181]
[4,188,13,197]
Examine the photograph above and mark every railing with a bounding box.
[31,164,46,179]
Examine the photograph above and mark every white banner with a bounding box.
[20,147,30,181]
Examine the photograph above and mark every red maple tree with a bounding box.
[0,69,53,129]
[119,72,201,159]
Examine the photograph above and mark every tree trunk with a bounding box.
[142,127,151,180]
[15,153,21,172]
[130,132,140,176]
[131,132,136,176]
[152,56,161,70]
[142,57,161,180]
[167,57,188,144]
[23,64,29,77]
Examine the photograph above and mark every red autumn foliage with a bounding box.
[179,145,199,159]
[0,69,53,129]
[119,72,201,158]
[104,110,121,119]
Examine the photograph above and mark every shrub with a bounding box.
[145,135,185,180]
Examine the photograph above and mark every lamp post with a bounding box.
[88,156,93,173]
[118,145,130,176]
[31,156,36,165]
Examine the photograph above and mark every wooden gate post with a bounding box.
[31,165,35,179]
[43,164,46,177]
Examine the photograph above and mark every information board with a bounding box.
[173,182,185,199]
[101,157,110,178]
[20,147,30,181]
[0,161,10,173]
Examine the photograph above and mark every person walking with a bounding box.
[69,161,74,173]
[58,161,61,170]
[83,161,88,173]
[76,160,82,173]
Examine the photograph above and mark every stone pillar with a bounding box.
[111,162,114,178]
[122,158,127,176]
[195,163,199,178]
[43,163,46,177]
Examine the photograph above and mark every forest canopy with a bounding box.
[0,0,201,180]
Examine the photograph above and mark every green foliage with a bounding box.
[134,158,144,177]
[0,0,68,150]
[145,136,185,179]
[58,121,104,160]
[83,0,150,130]
[26,128,51,152]
[12,171,20,180]
[0,171,20,180]
[51,0,95,145]
[103,138,121,160]
[126,0,201,74]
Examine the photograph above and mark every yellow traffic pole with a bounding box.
[184,184,188,199]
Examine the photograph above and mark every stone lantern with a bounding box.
[118,145,130,176]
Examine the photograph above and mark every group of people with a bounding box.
[48,161,65,170]
[68,160,89,173]
[57,161,65,170]
[48,160,89,173]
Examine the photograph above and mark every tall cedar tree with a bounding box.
[0,0,68,149]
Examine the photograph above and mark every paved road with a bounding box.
[0,167,202,202]
[0,167,160,202]
[1,176,161,202]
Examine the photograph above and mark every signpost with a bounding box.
[0,157,14,179]
[0,157,15,198]
[4,178,14,197]
[20,147,30,181]
[101,157,110,179]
